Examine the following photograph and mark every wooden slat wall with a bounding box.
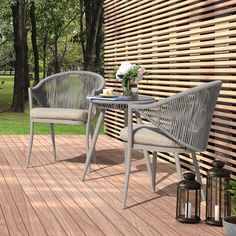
[103,0,236,177]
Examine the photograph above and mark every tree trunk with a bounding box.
[53,37,60,73]
[11,0,29,112]
[95,6,104,75]
[83,0,104,72]
[30,0,39,85]
[42,35,47,78]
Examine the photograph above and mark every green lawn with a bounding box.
[0,75,102,134]
[0,75,13,112]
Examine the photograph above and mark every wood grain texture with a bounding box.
[0,197,10,236]
[104,0,236,177]
[0,135,225,235]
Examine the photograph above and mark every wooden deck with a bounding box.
[0,135,225,236]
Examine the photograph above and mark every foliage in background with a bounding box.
[229,180,236,215]
[0,3,14,71]
[35,0,81,75]
[0,0,104,77]
[0,0,104,115]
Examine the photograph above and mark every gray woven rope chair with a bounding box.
[120,81,222,208]
[26,71,105,167]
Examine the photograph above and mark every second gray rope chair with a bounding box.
[119,81,222,208]
[26,71,105,167]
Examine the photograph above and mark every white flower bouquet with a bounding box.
[114,62,145,95]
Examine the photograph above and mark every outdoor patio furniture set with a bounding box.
[25,71,222,210]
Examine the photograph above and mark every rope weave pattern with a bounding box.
[92,96,155,110]
[31,71,105,110]
[94,103,128,110]
[133,81,222,152]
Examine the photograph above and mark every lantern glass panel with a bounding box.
[206,160,231,226]
[178,189,200,220]
[176,172,201,223]
[189,189,200,219]
[178,189,186,218]
[207,177,228,222]
[212,177,221,221]
[207,177,213,218]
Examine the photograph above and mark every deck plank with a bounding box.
[66,135,225,236]
[6,135,105,236]
[57,136,181,236]
[56,135,224,236]
[0,144,43,236]
[0,185,11,236]
[0,136,68,236]
[34,135,150,236]
[0,135,225,236]
[22,136,124,236]
[97,139,224,236]
[63,136,200,235]
[97,151,221,236]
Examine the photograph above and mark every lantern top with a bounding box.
[178,172,201,189]
[184,172,195,181]
[207,160,230,177]
[212,160,225,168]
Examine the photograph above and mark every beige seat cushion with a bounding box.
[30,108,88,121]
[120,124,181,147]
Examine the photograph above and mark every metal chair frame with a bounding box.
[26,71,105,167]
[121,81,222,208]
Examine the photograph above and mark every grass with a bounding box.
[0,75,103,134]
[0,75,13,112]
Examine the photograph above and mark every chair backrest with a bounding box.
[31,71,105,109]
[136,81,222,152]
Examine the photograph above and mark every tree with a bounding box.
[80,0,104,72]
[0,1,15,73]
[0,0,104,113]
[29,0,39,84]
[36,0,80,75]
[11,0,29,112]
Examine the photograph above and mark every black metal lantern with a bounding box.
[206,160,231,226]
[176,172,201,223]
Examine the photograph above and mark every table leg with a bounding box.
[81,111,104,181]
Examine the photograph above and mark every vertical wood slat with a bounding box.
[104,0,236,177]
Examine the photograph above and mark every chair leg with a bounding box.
[152,151,157,192]
[26,121,34,168]
[191,152,206,201]
[174,153,183,181]
[90,124,96,163]
[50,123,56,162]
[85,121,91,153]
[84,124,95,173]
[122,143,132,209]
[143,150,155,192]
[85,131,91,173]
